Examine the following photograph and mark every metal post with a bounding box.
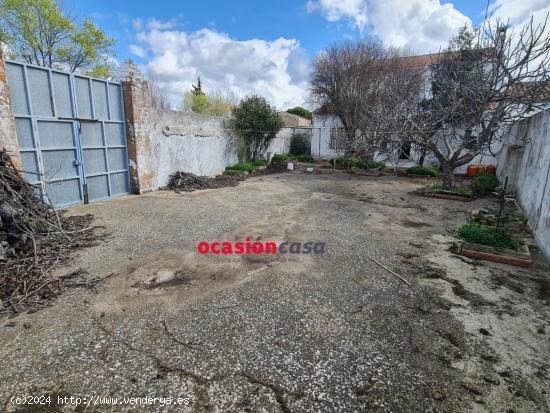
[496,176,509,230]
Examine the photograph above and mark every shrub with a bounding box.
[407,166,440,177]
[454,185,472,196]
[474,172,499,192]
[297,154,314,162]
[286,107,313,120]
[328,156,359,168]
[289,134,311,156]
[456,223,518,250]
[272,153,289,162]
[358,159,385,170]
[252,159,268,166]
[226,162,255,172]
[230,95,284,160]
[430,183,444,190]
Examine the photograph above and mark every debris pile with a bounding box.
[166,164,287,193]
[166,171,244,192]
[0,150,98,315]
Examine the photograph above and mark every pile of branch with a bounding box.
[0,150,99,315]
[166,171,244,193]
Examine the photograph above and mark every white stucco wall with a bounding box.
[137,109,295,189]
[497,109,550,261]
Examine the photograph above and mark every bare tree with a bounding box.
[310,39,390,158]
[310,40,425,162]
[358,54,425,170]
[147,73,171,110]
[405,18,550,188]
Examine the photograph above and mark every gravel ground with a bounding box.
[0,171,549,412]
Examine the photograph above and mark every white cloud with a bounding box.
[307,0,368,30]
[146,18,177,31]
[308,0,471,53]
[132,18,143,30]
[135,28,308,109]
[129,44,146,58]
[368,0,471,53]
[489,0,550,26]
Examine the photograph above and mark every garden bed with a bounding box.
[350,168,385,177]
[413,187,473,201]
[457,241,533,267]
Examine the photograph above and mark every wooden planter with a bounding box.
[405,173,439,179]
[351,168,384,177]
[423,190,473,202]
[458,241,532,267]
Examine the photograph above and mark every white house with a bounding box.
[309,52,502,173]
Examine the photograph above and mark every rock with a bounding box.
[462,381,483,395]
[22,322,32,329]
[483,373,501,385]
[4,321,16,328]
[99,311,106,318]
[479,328,492,336]
[433,388,448,400]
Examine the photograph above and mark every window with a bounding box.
[329,128,346,150]
[399,142,411,159]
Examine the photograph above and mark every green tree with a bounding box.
[230,95,283,161]
[0,0,115,77]
[180,88,233,116]
[286,106,312,120]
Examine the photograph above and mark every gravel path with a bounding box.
[1,172,548,412]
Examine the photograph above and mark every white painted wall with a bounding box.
[497,109,550,261]
[311,114,500,170]
[140,109,294,189]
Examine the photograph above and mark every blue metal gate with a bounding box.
[5,61,130,208]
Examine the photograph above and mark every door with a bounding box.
[5,61,130,208]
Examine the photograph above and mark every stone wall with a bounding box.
[121,61,292,193]
[0,52,21,170]
[497,109,550,261]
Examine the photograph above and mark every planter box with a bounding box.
[406,173,439,179]
[351,169,384,177]
[458,241,532,267]
[424,190,472,202]
[254,165,267,171]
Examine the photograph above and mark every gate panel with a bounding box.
[37,120,83,207]
[5,61,130,208]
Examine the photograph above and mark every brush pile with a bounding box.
[0,150,98,315]
[166,171,244,192]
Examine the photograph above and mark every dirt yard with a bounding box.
[1,171,549,412]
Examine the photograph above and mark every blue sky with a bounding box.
[66,0,549,109]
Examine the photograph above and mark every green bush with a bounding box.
[407,166,440,177]
[289,134,311,156]
[252,159,268,166]
[226,162,255,172]
[286,107,313,120]
[297,154,314,162]
[456,223,518,250]
[328,156,359,168]
[358,159,385,170]
[272,153,289,162]
[429,183,471,195]
[474,172,499,192]
[454,185,472,196]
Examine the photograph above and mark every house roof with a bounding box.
[390,52,443,69]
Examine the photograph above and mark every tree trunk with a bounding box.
[441,161,455,189]
[418,152,425,167]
